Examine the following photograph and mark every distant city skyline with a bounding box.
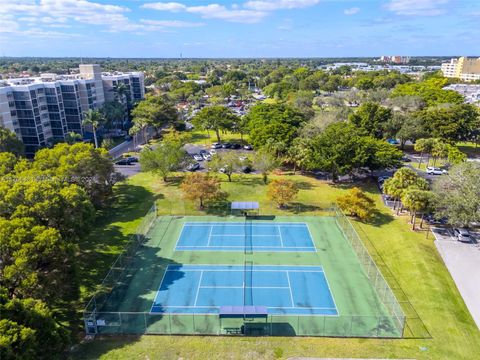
[0,0,479,58]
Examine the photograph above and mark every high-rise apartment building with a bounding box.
[441,57,480,81]
[0,65,144,156]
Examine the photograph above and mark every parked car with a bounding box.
[126,156,139,163]
[222,142,232,149]
[231,143,242,149]
[453,228,472,242]
[402,156,411,162]
[424,214,448,225]
[202,153,212,161]
[115,158,133,165]
[211,142,222,149]
[426,167,447,175]
[243,144,253,150]
[192,153,203,161]
[241,165,252,173]
[186,162,200,172]
[199,149,208,155]
[387,139,399,145]
[209,149,217,155]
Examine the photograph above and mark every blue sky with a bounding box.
[0,0,479,57]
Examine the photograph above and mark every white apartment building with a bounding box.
[441,57,480,81]
[0,64,144,156]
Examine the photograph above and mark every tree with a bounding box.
[418,104,480,143]
[245,103,306,151]
[267,179,299,208]
[308,123,402,180]
[82,109,104,148]
[180,173,223,208]
[209,152,241,182]
[140,140,186,182]
[337,187,375,221]
[447,145,467,165]
[391,78,464,106]
[0,291,69,360]
[401,188,434,230]
[191,106,238,142]
[0,217,73,302]
[383,168,429,214]
[0,128,24,156]
[348,102,393,139]
[30,143,115,206]
[283,138,312,174]
[0,152,17,177]
[414,138,436,168]
[64,131,82,145]
[132,95,178,138]
[102,101,125,131]
[0,179,94,240]
[433,162,480,227]
[254,148,280,184]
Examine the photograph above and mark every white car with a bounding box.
[202,153,212,161]
[211,142,222,149]
[192,154,203,161]
[426,167,447,175]
[453,228,472,242]
[209,149,217,155]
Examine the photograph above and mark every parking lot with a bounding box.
[432,226,480,329]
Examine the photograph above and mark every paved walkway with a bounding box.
[432,227,480,329]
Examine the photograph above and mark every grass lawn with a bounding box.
[188,129,250,147]
[72,172,480,360]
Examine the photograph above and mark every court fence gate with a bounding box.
[83,203,416,338]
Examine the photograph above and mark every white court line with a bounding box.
[209,234,281,237]
[199,286,291,289]
[305,223,318,252]
[184,222,308,227]
[277,225,284,247]
[322,269,339,316]
[207,225,213,246]
[149,267,170,313]
[286,271,295,307]
[175,245,313,248]
[157,305,337,310]
[167,269,324,273]
[193,270,204,307]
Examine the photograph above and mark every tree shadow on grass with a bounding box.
[294,181,314,190]
[287,202,322,214]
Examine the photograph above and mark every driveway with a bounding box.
[432,227,480,329]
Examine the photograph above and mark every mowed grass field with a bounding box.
[72,171,480,360]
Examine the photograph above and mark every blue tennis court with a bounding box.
[175,222,316,252]
[150,265,338,315]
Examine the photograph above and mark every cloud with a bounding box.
[143,2,267,23]
[142,2,187,12]
[142,0,320,23]
[344,7,360,16]
[244,0,319,11]
[140,19,205,28]
[385,0,449,16]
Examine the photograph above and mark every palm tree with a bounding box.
[82,109,104,148]
[115,82,130,128]
[65,131,82,145]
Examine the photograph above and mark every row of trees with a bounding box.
[0,142,115,359]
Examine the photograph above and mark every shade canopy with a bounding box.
[231,201,259,210]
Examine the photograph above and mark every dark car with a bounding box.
[115,158,133,165]
[222,142,232,149]
[402,156,411,162]
[126,156,139,163]
[199,149,208,155]
[241,165,252,173]
[187,162,200,171]
[231,143,242,149]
